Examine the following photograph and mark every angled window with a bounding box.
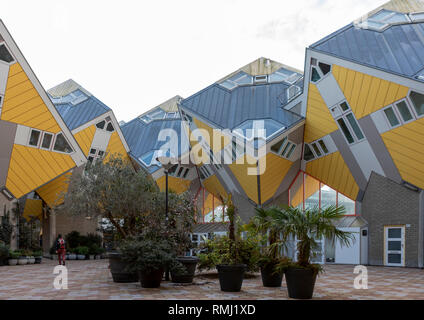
[96,120,106,129]
[303,144,315,161]
[271,136,287,154]
[311,67,321,82]
[318,62,331,75]
[53,133,73,153]
[177,166,184,177]
[98,150,105,158]
[318,140,329,154]
[287,85,301,102]
[383,106,400,127]
[168,164,178,175]
[29,129,41,147]
[409,12,424,22]
[281,141,292,157]
[340,101,350,112]
[106,122,114,132]
[139,151,155,167]
[183,168,190,179]
[409,91,424,116]
[285,144,296,158]
[337,118,355,144]
[90,148,97,155]
[41,133,53,149]
[346,113,364,140]
[311,143,322,157]
[254,75,267,84]
[0,44,14,63]
[395,101,413,122]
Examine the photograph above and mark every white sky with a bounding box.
[2,0,387,122]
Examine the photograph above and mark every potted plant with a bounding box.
[76,246,89,260]
[33,250,43,264]
[167,192,198,284]
[121,236,175,288]
[215,194,246,292]
[276,205,353,299]
[68,250,77,260]
[245,207,289,287]
[8,250,19,266]
[17,250,28,265]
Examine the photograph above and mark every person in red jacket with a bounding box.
[55,234,66,266]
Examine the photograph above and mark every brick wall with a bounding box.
[361,172,421,267]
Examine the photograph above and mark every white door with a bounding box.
[335,227,360,264]
[384,226,405,267]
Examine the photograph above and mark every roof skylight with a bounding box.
[356,9,411,32]
[139,108,180,124]
[233,119,285,146]
[50,89,88,106]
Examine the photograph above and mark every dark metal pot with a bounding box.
[170,256,199,283]
[260,264,284,287]
[285,266,317,299]
[138,268,164,288]
[216,264,246,292]
[107,252,138,283]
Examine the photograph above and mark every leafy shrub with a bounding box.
[33,250,42,257]
[197,235,260,273]
[9,250,20,259]
[65,231,82,249]
[75,246,89,256]
[120,237,176,273]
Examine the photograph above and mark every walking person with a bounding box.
[56,234,66,266]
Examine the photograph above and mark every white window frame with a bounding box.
[333,100,365,145]
[40,132,54,151]
[27,128,42,148]
[407,89,424,120]
[52,132,74,155]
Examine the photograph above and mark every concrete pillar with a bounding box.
[49,209,56,249]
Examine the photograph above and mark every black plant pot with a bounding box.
[107,252,138,283]
[34,257,42,264]
[260,264,284,287]
[138,268,164,288]
[216,264,246,292]
[171,256,199,283]
[285,266,317,299]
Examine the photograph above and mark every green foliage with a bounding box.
[8,250,20,259]
[75,246,89,255]
[0,211,12,245]
[65,231,81,249]
[58,156,160,239]
[120,236,176,273]
[0,242,9,258]
[21,249,33,256]
[275,205,353,272]
[32,250,42,257]
[197,235,260,272]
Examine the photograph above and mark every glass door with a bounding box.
[384,226,404,267]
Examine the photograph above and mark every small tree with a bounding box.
[57,155,160,240]
[276,205,353,272]
[0,209,12,246]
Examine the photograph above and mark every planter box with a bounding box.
[28,256,35,264]
[18,257,28,265]
[68,254,76,260]
[8,259,18,266]
[34,257,42,264]
[77,254,86,260]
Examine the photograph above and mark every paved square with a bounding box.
[0,259,423,299]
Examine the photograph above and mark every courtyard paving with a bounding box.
[0,258,423,300]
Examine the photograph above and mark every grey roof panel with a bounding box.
[54,96,111,131]
[121,118,189,161]
[180,82,303,131]
[311,22,424,80]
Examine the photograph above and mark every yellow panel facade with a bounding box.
[23,199,43,220]
[381,117,424,190]
[306,151,359,200]
[259,153,293,203]
[104,131,129,163]
[74,125,96,156]
[228,154,258,203]
[203,175,227,200]
[304,84,338,143]
[36,172,72,207]
[5,145,75,199]
[155,175,191,194]
[332,65,409,119]
[0,63,61,133]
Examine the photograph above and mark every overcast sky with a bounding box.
[2,0,386,122]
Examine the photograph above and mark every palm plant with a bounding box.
[245,207,285,265]
[277,205,353,269]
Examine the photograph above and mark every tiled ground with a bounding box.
[0,259,423,300]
